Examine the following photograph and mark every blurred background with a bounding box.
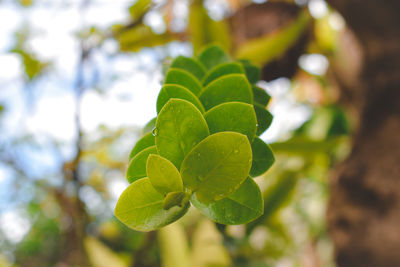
[1,0,388,266]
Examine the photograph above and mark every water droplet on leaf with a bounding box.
[152,128,158,136]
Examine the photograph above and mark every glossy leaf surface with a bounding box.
[164,68,202,95]
[126,146,157,183]
[115,178,189,232]
[146,154,183,195]
[156,99,209,168]
[239,60,261,84]
[199,74,253,111]
[197,44,230,70]
[170,56,206,81]
[129,132,155,160]
[202,62,244,86]
[252,85,271,107]
[250,137,275,177]
[191,177,263,224]
[204,102,257,141]
[156,84,204,114]
[180,132,252,203]
[254,104,273,136]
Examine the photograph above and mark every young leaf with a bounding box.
[199,74,253,111]
[254,104,273,136]
[146,154,183,195]
[115,178,189,232]
[180,132,252,203]
[191,177,263,224]
[238,60,261,84]
[165,68,202,95]
[129,132,155,160]
[250,137,275,177]
[197,44,230,70]
[170,56,206,81]
[204,102,257,141]
[162,191,188,210]
[252,85,271,107]
[142,117,157,134]
[202,62,244,86]
[126,146,157,183]
[157,84,205,114]
[156,99,209,168]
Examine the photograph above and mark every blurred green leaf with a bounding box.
[252,85,271,107]
[236,11,310,65]
[158,223,190,267]
[254,104,273,136]
[197,44,230,70]
[189,3,232,54]
[129,0,152,21]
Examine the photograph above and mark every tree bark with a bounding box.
[326,1,400,266]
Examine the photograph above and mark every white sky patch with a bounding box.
[0,5,23,51]
[258,78,312,143]
[298,53,329,76]
[26,91,76,142]
[80,69,161,132]
[308,0,329,19]
[0,54,22,80]
[0,210,31,244]
[144,10,167,34]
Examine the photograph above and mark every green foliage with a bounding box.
[116,45,275,231]
[164,68,203,95]
[191,177,263,224]
[115,178,189,232]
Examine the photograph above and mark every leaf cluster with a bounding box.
[115,45,275,231]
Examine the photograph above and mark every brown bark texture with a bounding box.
[326,1,400,266]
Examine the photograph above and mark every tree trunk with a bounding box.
[326,1,400,266]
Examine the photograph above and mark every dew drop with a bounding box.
[256,123,259,127]
[152,127,158,136]
[234,149,239,154]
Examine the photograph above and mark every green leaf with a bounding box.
[170,56,206,81]
[191,177,263,224]
[180,132,252,203]
[156,99,209,168]
[142,117,157,134]
[164,68,203,95]
[250,137,275,177]
[129,132,155,160]
[146,154,183,195]
[162,191,188,210]
[126,146,157,183]
[197,44,230,70]
[128,0,152,21]
[202,62,244,86]
[235,11,310,65]
[157,84,205,114]
[115,25,174,52]
[115,178,189,232]
[238,60,261,84]
[254,104,273,136]
[199,74,253,111]
[204,102,257,141]
[252,85,271,107]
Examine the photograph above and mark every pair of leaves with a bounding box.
[117,45,275,231]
